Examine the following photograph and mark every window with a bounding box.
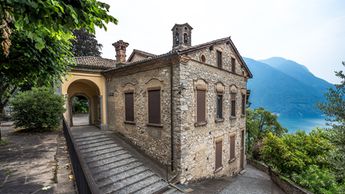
[231,57,236,73]
[241,94,246,115]
[183,33,188,44]
[201,55,206,63]
[230,135,236,161]
[215,140,223,170]
[148,89,161,124]
[197,90,206,123]
[217,51,222,68]
[125,92,134,122]
[175,32,179,44]
[216,94,223,119]
[231,93,236,117]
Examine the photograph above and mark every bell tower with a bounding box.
[172,23,193,49]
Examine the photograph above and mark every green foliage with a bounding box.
[260,129,344,193]
[10,87,65,131]
[0,0,117,119]
[72,96,89,114]
[246,107,287,158]
[0,139,9,146]
[261,129,334,175]
[292,165,344,194]
[319,62,345,181]
[72,28,102,56]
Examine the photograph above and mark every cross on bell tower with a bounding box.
[172,23,193,50]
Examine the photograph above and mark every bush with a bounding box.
[261,129,334,175]
[260,129,343,193]
[292,165,343,194]
[10,87,65,131]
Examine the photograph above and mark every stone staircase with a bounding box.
[71,127,181,194]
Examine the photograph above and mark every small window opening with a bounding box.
[201,55,206,63]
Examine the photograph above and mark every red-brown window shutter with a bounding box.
[125,92,134,122]
[217,51,222,68]
[231,93,236,117]
[197,90,206,123]
[230,135,236,160]
[148,90,161,124]
[215,140,223,170]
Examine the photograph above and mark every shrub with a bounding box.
[292,165,343,194]
[261,129,334,175]
[10,87,65,131]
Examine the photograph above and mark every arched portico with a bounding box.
[61,72,107,129]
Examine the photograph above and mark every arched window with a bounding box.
[175,32,179,44]
[183,33,188,44]
[200,55,206,63]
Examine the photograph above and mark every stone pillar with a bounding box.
[112,40,129,63]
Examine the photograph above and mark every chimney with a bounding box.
[112,40,129,63]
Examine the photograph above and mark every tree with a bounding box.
[10,87,65,131]
[260,129,339,193]
[72,28,102,56]
[319,62,345,181]
[246,107,287,158]
[0,0,117,121]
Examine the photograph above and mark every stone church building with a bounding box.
[61,23,252,183]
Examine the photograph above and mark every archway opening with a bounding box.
[71,95,90,126]
[67,79,101,127]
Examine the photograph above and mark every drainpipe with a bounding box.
[170,61,174,173]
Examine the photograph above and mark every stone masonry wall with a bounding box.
[106,65,172,165]
[177,43,248,183]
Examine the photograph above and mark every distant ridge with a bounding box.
[244,57,333,118]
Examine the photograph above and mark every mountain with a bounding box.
[261,57,333,95]
[244,57,333,118]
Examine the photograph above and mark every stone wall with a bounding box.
[106,64,172,166]
[176,43,248,183]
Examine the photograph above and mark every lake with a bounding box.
[278,116,328,133]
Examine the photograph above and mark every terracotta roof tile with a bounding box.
[74,56,116,70]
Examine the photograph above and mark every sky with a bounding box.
[95,0,345,83]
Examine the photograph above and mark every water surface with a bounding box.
[278,116,328,133]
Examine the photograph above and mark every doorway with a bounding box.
[71,95,90,126]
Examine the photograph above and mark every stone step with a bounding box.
[73,134,107,141]
[77,140,115,150]
[84,146,123,159]
[94,161,143,181]
[132,180,169,194]
[116,176,166,194]
[88,154,132,168]
[90,157,137,174]
[86,149,127,163]
[163,187,182,194]
[76,137,113,146]
[80,144,119,154]
[98,166,148,187]
[102,172,158,194]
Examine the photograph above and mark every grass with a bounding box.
[0,139,9,146]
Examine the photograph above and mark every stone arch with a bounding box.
[61,72,107,129]
[194,79,208,91]
[145,78,163,89]
[67,79,101,127]
[230,84,238,94]
[215,82,225,94]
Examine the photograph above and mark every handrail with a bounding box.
[62,117,101,194]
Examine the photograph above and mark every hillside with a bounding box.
[244,57,332,118]
[261,57,333,95]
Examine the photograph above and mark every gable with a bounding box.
[127,49,156,63]
[178,37,252,78]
